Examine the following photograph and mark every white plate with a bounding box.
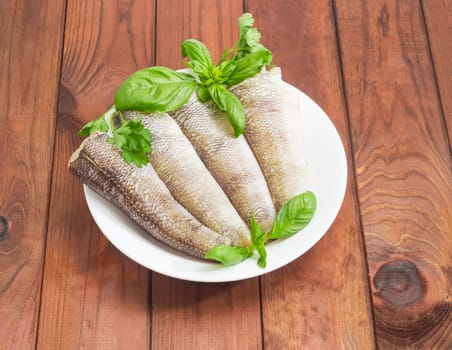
[83,85,347,282]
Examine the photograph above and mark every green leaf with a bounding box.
[196,85,211,103]
[121,148,150,168]
[181,39,214,78]
[204,245,252,266]
[114,67,196,113]
[238,13,254,37]
[217,60,237,78]
[237,13,259,52]
[256,243,267,268]
[250,213,266,246]
[224,50,270,86]
[109,131,127,148]
[269,191,317,239]
[78,108,111,137]
[250,44,273,66]
[250,213,268,268]
[107,116,152,168]
[208,84,246,137]
[234,13,272,67]
[243,27,261,48]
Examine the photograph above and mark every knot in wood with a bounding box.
[374,260,425,306]
[0,216,8,241]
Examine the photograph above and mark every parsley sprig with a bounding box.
[78,13,271,167]
[205,191,317,268]
[79,106,152,167]
[221,13,272,64]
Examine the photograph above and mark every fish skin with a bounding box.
[69,133,231,259]
[123,111,250,246]
[231,67,310,211]
[169,94,276,232]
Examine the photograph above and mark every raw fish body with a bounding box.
[70,67,310,260]
[232,68,309,210]
[69,133,230,258]
[123,111,250,246]
[170,94,276,231]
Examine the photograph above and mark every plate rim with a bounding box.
[82,85,348,282]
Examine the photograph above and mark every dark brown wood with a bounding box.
[0,0,65,349]
[334,0,452,348]
[421,0,452,143]
[3,0,451,347]
[246,0,376,348]
[36,1,154,348]
[155,0,244,68]
[152,276,263,349]
[151,1,262,349]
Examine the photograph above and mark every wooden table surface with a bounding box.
[1,0,451,349]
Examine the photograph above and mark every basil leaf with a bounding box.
[208,84,245,137]
[196,85,210,103]
[217,60,237,78]
[181,39,214,78]
[205,245,252,266]
[250,213,266,246]
[269,191,317,239]
[256,243,267,268]
[114,67,196,113]
[225,50,270,86]
[249,213,268,267]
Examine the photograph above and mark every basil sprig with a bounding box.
[180,12,272,137]
[182,38,248,136]
[268,191,317,239]
[207,83,246,137]
[78,12,272,166]
[115,67,197,113]
[204,245,253,266]
[205,191,317,268]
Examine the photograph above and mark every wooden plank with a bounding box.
[152,277,263,349]
[0,0,65,349]
[246,1,376,349]
[36,1,154,348]
[334,0,452,348]
[151,1,263,349]
[421,0,452,143]
[155,0,244,68]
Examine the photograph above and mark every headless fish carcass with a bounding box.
[69,67,309,260]
[232,68,310,211]
[69,133,233,258]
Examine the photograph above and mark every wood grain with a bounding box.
[155,0,244,68]
[246,1,376,349]
[36,1,154,348]
[421,0,452,143]
[151,1,262,349]
[0,0,65,349]
[152,276,263,349]
[334,0,452,348]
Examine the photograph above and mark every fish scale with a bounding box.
[69,133,230,258]
[170,93,276,232]
[232,68,310,211]
[69,68,309,260]
[123,111,250,246]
